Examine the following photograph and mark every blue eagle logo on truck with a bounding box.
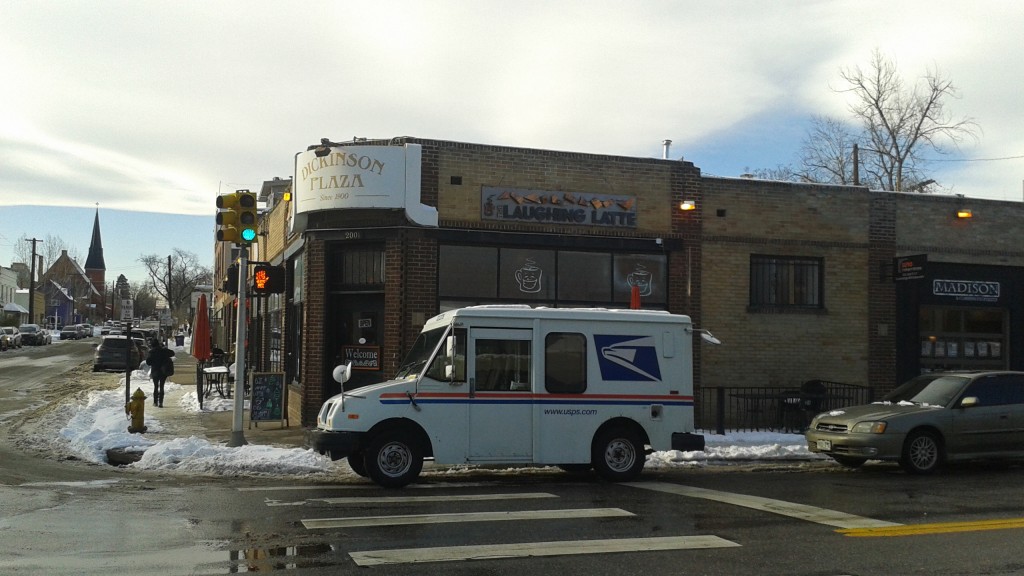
[593,335,662,382]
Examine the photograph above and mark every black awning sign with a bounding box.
[894,254,926,281]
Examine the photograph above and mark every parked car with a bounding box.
[1,326,22,349]
[806,371,1024,474]
[60,325,80,340]
[18,324,51,345]
[79,324,93,338]
[93,335,143,372]
[0,331,9,351]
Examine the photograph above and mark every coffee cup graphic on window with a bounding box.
[627,266,653,296]
[515,259,543,293]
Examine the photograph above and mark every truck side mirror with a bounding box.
[333,361,352,385]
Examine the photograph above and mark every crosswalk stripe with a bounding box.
[624,482,900,529]
[349,535,740,566]
[266,492,558,507]
[238,482,492,492]
[316,492,559,505]
[302,507,634,529]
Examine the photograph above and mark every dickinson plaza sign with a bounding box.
[291,144,437,232]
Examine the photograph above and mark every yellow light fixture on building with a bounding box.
[956,208,972,219]
[680,200,696,211]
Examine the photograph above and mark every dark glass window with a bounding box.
[613,253,667,305]
[558,251,612,301]
[499,249,556,300]
[545,332,586,394]
[330,246,384,289]
[749,255,823,310]
[439,246,497,298]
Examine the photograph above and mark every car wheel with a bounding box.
[831,455,867,468]
[347,452,368,477]
[900,430,944,474]
[592,426,646,482]
[363,429,423,488]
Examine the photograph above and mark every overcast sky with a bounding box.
[2,1,1023,277]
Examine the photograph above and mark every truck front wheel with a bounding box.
[363,430,423,488]
[592,427,646,482]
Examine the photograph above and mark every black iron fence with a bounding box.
[696,381,875,434]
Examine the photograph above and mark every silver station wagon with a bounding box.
[806,371,1024,474]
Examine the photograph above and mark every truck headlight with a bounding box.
[851,421,887,434]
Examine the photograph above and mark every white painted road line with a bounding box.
[238,482,493,492]
[624,482,901,529]
[350,535,741,566]
[266,492,559,507]
[316,492,560,505]
[303,507,634,529]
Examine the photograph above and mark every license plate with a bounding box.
[816,439,832,451]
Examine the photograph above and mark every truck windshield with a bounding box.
[394,326,447,379]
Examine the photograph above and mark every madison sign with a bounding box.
[932,279,1001,303]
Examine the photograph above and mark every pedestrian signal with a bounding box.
[251,265,285,295]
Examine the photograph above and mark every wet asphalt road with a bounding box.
[3,340,1024,575]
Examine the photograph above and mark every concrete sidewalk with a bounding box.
[149,348,307,449]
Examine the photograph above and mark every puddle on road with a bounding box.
[193,543,339,573]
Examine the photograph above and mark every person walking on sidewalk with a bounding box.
[146,338,176,408]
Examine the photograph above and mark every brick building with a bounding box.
[218,137,1024,428]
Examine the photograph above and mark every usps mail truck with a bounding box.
[308,305,705,487]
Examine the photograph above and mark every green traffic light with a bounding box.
[241,228,257,242]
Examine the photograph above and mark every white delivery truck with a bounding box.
[307,305,706,487]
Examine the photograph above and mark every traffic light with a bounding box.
[216,190,258,244]
[221,264,239,294]
[251,265,285,296]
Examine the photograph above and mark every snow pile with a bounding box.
[55,369,334,478]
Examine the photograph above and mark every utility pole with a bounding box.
[229,248,249,447]
[167,254,173,328]
[27,238,42,324]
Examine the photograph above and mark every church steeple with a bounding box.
[84,206,105,271]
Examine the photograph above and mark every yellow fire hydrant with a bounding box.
[126,388,148,434]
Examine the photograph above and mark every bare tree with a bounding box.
[140,249,212,320]
[799,115,860,185]
[832,49,979,191]
[14,233,81,271]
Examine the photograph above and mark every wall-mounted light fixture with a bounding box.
[680,200,696,211]
[956,208,973,219]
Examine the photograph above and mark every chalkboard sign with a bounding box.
[250,372,285,423]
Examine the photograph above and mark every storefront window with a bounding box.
[439,246,497,298]
[439,244,667,309]
[919,306,1006,372]
[500,248,555,300]
[558,251,612,302]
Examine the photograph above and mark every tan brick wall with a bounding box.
[436,146,676,235]
[700,179,872,389]
[895,194,1024,265]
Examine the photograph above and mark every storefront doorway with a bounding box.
[326,293,385,393]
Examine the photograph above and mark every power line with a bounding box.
[926,154,1024,163]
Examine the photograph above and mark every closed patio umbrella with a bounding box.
[191,294,212,363]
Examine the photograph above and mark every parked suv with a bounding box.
[93,335,143,372]
[19,324,51,346]
[60,325,80,340]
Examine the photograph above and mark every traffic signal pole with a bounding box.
[228,248,249,447]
